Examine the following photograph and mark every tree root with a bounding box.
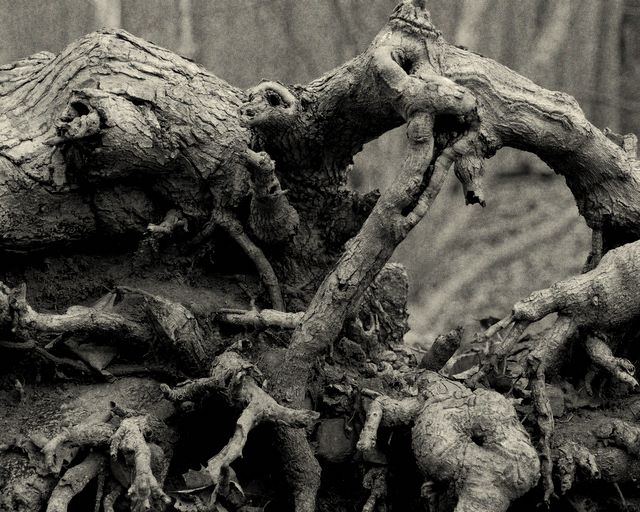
[419,327,462,371]
[37,403,174,512]
[362,467,387,512]
[216,308,304,329]
[245,148,299,244]
[583,228,604,272]
[2,283,148,344]
[584,334,638,390]
[0,338,92,375]
[161,351,318,494]
[555,442,600,495]
[218,261,409,355]
[260,19,483,397]
[1,3,639,511]
[0,282,217,376]
[420,480,440,512]
[139,209,189,254]
[454,237,640,385]
[356,393,422,457]
[46,452,107,512]
[116,286,210,371]
[413,388,539,512]
[275,427,322,512]
[348,262,410,352]
[102,482,123,512]
[524,315,577,504]
[94,470,105,512]
[357,371,539,512]
[241,20,484,509]
[194,209,285,311]
[145,209,188,238]
[356,397,385,456]
[529,367,556,504]
[109,414,171,512]
[494,238,640,336]
[43,422,115,473]
[441,239,640,503]
[547,401,640,485]
[595,418,640,457]
[448,315,578,504]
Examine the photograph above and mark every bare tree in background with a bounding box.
[1,2,640,512]
[92,0,122,28]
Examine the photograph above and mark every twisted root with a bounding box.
[357,372,539,512]
[162,351,318,493]
[584,334,638,390]
[45,452,107,512]
[362,467,387,512]
[109,414,171,512]
[555,442,600,495]
[39,405,172,512]
[455,238,640,386]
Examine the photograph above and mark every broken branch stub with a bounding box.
[245,149,300,244]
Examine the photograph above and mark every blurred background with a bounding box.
[1,0,638,343]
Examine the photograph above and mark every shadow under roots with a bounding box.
[316,461,366,512]
[384,428,424,511]
[66,478,100,512]
[166,394,292,511]
[509,481,635,512]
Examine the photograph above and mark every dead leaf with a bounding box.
[182,465,214,491]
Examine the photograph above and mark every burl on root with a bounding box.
[444,237,640,502]
[357,371,539,512]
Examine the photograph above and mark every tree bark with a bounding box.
[1,2,640,512]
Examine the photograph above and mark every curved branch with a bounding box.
[6,284,149,344]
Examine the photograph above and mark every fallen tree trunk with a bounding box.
[2,1,640,512]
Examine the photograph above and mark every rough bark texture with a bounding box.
[1,2,640,512]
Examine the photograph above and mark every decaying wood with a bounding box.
[2,1,640,512]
